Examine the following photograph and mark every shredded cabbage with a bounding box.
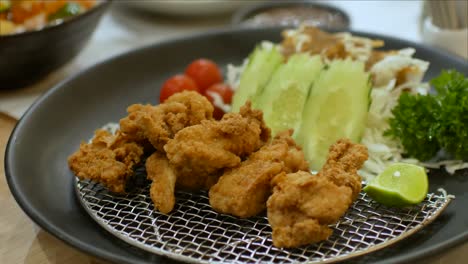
[206,91,231,113]
[226,59,248,91]
[360,50,467,181]
[226,32,468,182]
[371,48,429,86]
[337,32,379,63]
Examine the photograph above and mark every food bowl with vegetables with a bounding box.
[0,0,110,89]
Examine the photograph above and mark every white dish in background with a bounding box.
[421,17,468,59]
[122,0,255,16]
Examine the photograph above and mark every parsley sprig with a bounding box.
[385,70,468,161]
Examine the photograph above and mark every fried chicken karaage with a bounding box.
[68,87,370,249]
[145,152,177,214]
[267,171,352,247]
[320,139,369,200]
[68,129,144,193]
[267,139,368,248]
[69,91,213,195]
[164,101,271,190]
[120,91,214,152]
[209,130,308,218]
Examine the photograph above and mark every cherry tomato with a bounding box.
[159,74,199,103]
[204,83,234,120]
[185,59,223,93]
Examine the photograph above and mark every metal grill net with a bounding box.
[76,167,451,263]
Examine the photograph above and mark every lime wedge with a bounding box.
[363,163,429,207]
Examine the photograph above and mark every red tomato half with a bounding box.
[185,59,222,93]
[204,83,234,120]
[159,74,199,103]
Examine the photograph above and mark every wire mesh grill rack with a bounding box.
[75,168,451,264]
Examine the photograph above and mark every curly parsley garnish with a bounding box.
[385,70,468,161]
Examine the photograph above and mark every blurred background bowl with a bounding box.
[0,0,110,89]
[121,0,252,17]
[232,0,350,30]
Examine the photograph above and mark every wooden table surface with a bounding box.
[0,114,110,264]
[0,113,466,264]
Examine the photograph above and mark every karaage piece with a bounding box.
[208,156,283,218]
[119,91,214,152]
[320,138,369,200]
[68,129,144,194]
[272,130,309,173]
[267,171,352,248]
[165,101,271,190]
[209,130,308,218]
[145,152,177,214]
[267,139,368,248]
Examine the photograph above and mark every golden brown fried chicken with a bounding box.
[145,152,177,214]
[209,161,283,218]
[209,130,308,218]
[68,129,144,194]
[119,91,213,152]
[267,139,368,248]
[267,171,352,247]
[320,139,369,200]
[165,102,271,190]
[273,130,310,173]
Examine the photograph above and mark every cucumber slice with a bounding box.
[255,54,323,136]
[231,44,283,113]
[295,59,371,170]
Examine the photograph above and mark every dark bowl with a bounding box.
[0,0,111,89]
[232,0,350,30]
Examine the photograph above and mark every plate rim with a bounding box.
[5,26,468,264]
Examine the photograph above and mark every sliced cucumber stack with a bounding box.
[295,59,371,170]
[255,54,323,137]
[231,44,283,113]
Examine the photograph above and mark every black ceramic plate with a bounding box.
[5,27,468,264]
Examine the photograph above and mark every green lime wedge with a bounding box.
[363,163,429,207]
